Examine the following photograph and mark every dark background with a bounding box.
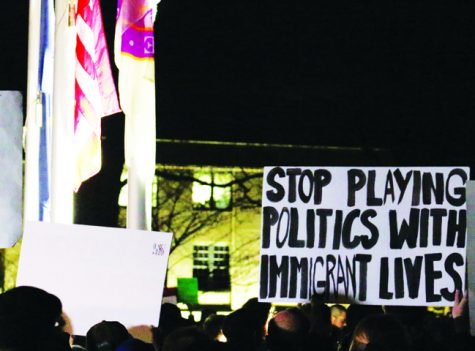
[155,0,475,165]
[3,1,475,161]
[2,1,475,225]
[1,2,29,93]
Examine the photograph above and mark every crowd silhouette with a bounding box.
[0,286,472,351]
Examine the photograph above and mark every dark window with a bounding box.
[192,245,230,291]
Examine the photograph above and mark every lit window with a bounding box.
[192,171,232,210]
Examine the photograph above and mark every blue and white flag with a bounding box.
[38,0,54,220]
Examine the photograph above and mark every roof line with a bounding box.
[156,138,384,152]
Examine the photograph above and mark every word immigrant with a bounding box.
[259,167,468,306]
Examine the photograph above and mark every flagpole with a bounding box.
[125,72,155,231]
[127,165,153,230]
[116,0,157,231]
[24,0,42,222]
[51,0,75,224]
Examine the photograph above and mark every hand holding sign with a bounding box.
[452,289,468,319]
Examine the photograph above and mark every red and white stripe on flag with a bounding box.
[74,0,120,189]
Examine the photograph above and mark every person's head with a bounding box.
[162,326,217,351]
[330,304,347,329]
[153,303,193,350]
[310,295,331,324]
[0,286,67,350]
[159,303,188,331]
[346,304,383,332]
[308,295,331,336]
[200,308,216,325]
[241,297,272,326]
[222,308,262,348]
[116,338,154,351]
[86,321,130,351]
[266,308,310,351]
[349,314,410,351]
[241,297,272,341]
[203,314,226,342]
[0,286,63,327]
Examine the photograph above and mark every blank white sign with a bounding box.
[16,222,173,336]
[0,91,22,248]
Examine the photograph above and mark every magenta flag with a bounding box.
[115,0,156,229]
[116,0,155,59]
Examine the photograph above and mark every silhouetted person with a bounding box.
[86,320,131,351]
[241,297,272,346]
[349,314,411,351]
[384,291,475,351]
[450,290,475,351]
[116,338,155,351]
[222,308,263,351]
[71,335,87,350]
[346,305,384,333]
[0,286,71,350]
[330,304,348,350]
[161,326,222,351]
[382,305,429,351]
[203,314,226,342]
[153,303,193,350]
[266,308,309,351]
[338,304,384,351]
[200,308,217,326]
[305,295,333,351]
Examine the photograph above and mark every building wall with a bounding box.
[154,166,263,310]
[166,206,262,310]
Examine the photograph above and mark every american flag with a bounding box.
[74,0,120,189]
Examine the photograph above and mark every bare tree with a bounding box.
[152,168,262,254]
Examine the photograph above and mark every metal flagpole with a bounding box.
[116,0,157,231]
[50,0,75,224]
[24,0,42,222]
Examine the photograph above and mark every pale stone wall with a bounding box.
[162,169,263,310]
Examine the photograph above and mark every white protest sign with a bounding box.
[0,91,22,248]
[259,167,468,306]
[16,222,172,335]
[466,181,475,336]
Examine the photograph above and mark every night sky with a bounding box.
[2,1,475,168]
[155,1,475,167]
[1,2,29,93]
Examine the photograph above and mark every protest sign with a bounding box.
[16,222,172,335]
[0,91,22,248]
[466,181,475,335]
[259,167,468,306]
[177,277,199,305]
